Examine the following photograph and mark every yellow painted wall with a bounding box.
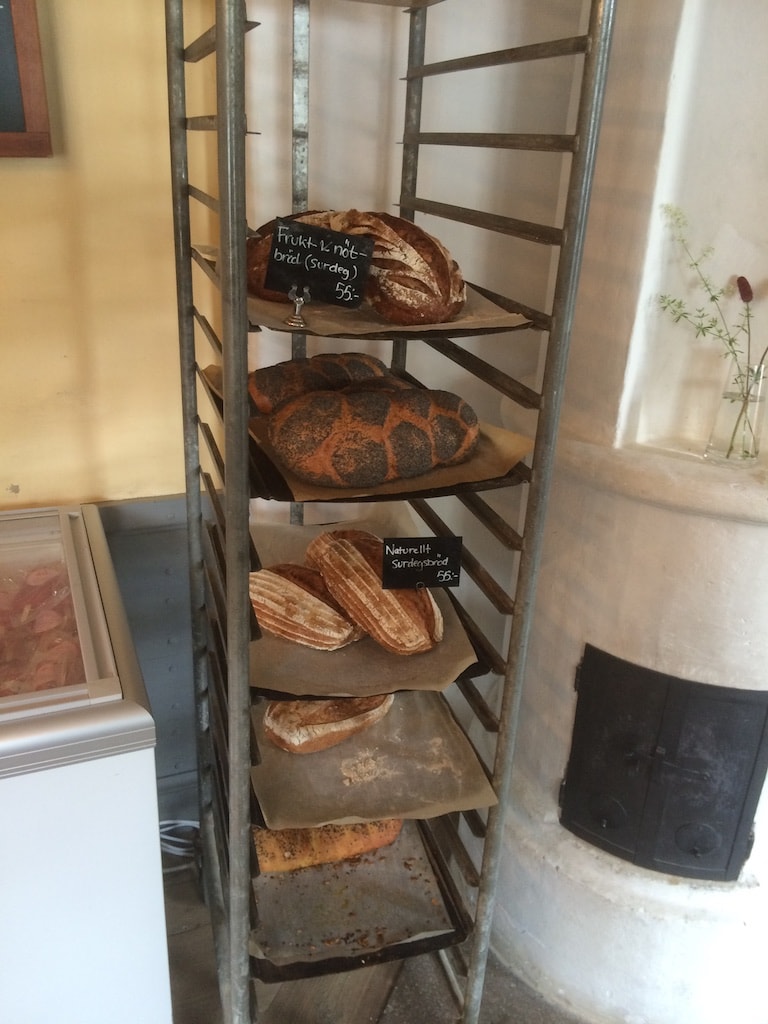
[0,2,184,510]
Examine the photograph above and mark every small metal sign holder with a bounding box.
[284,285,311,329]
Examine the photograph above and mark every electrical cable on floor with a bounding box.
[160,819,200,874]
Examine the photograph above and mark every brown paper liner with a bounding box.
[247,283,529,337]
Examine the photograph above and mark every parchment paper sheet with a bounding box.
[249,819,459,970]
[251,689,498,829]
[247,283,529,337]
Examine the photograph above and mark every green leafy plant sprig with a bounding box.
[659,204,767,458]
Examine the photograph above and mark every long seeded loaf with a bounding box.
[252,819,403,873]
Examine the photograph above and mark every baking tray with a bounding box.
[249,818,471,981]
[251,690,497,829]
[194,240,527,339]
[248,598,475,698]
[247,508,478,698]
[246,413,533,504]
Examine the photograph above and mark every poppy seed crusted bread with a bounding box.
[247,351,389,416]
[267,386,479,489]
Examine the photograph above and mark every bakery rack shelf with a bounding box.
[248,816,473,984]
[197,360,533,504]
[165,2,615,1023]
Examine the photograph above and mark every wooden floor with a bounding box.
[163,861,582,1024]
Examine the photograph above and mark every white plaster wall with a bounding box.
[558,0,686,448]
[562,0,768,457]
[486,1,768,1020]
[619,0,768,454]
[494,803,768,1024]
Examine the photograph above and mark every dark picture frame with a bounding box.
[0,0,51,157]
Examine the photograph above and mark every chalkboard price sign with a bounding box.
[263,218,374,308]
[0,0,51,157]
[0,2,26,133]
[381,536,463,590]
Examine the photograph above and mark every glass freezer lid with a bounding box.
[0,507,122,720]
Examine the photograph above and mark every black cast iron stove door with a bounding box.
[559,645,768,881]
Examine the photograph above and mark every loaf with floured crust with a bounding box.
[253,818,403,873]
[246,209,465,326]
[248,563,364,650]
[344,209,466,326]
[267,386,479,489]
[263,693,394,754]
[247,351,390,416]
[306,530,443,656]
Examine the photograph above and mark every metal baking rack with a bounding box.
[165,2,616,1022]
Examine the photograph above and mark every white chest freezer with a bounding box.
[0,504,172,1024]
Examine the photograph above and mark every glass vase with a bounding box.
[705,363,766,462]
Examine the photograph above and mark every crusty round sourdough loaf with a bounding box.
[246,209,466,326]
[305,529,443,656]
[267,386,479,488]
[344,209,466,326]
[252,819,403,873]
[263,693,394,754]
[248,563,364,650]
[247,351,389,415]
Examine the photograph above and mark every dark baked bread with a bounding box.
[246,209,466,326]
[267,386,480,488]
[248,351,389,415]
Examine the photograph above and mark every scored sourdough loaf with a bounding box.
[263,693,394,754]
[306,529,443,656]
[247,351,389,416]
[267,385,479,489]
[345,209,466,326]
[248,563,364,650]
[252,818,403,873]
[246,209,465,326]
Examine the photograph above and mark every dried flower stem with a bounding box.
[659,205,767,459]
